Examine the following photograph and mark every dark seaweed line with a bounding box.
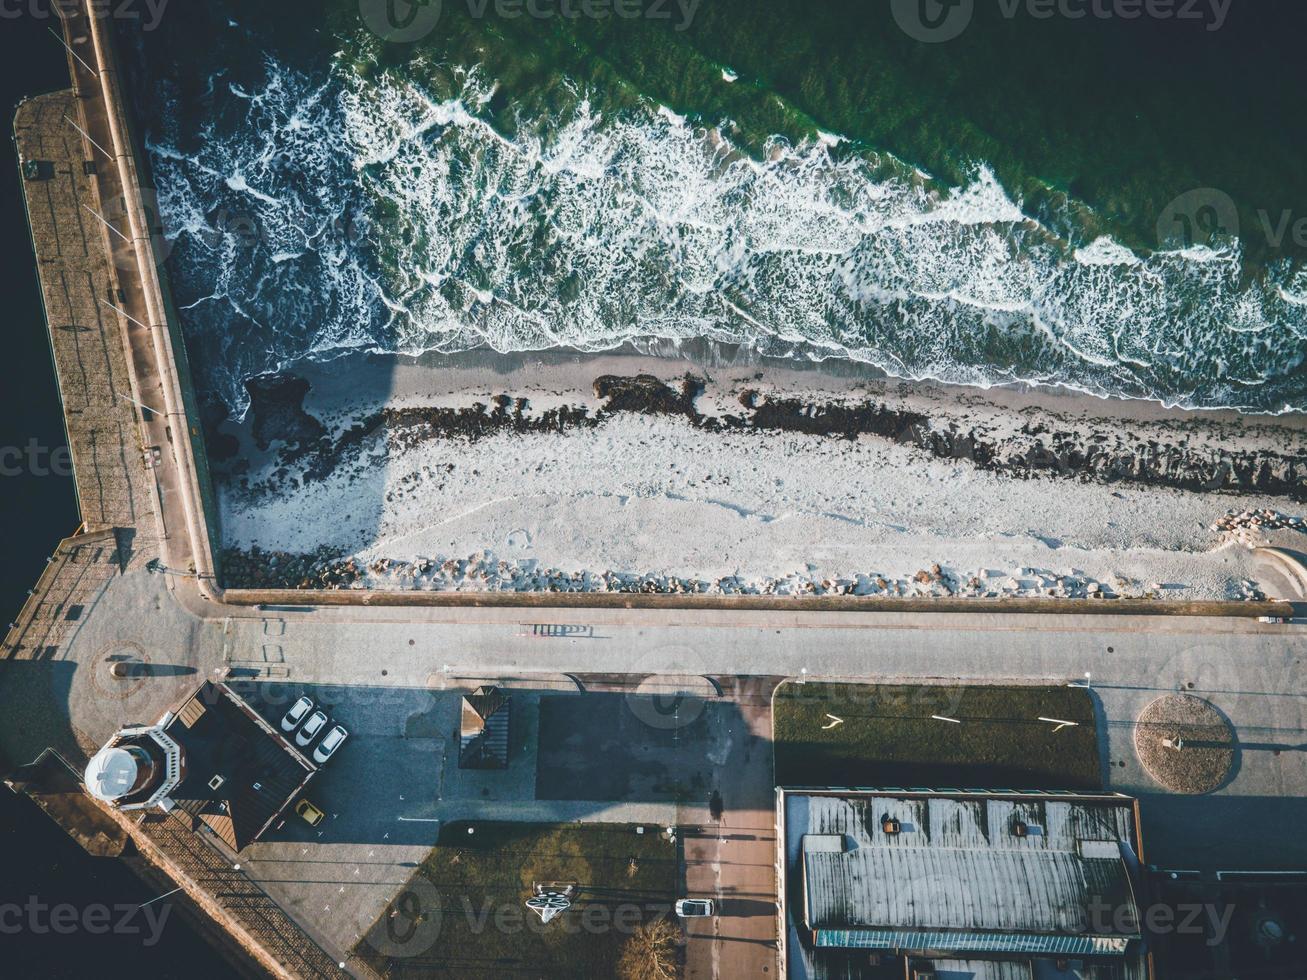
[243,373,1306,503]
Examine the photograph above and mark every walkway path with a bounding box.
[678,677,779,980]
[13,91,158,537]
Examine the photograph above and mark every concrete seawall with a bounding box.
[70,3,220,593]
[223,586,1294,619]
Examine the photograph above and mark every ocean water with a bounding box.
[2,8,78,622]
[121,1,1307,416]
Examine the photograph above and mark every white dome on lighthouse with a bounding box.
[84,746,143,802]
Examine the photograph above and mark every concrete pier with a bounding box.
[13,91,158,539]
[3,7,349,977]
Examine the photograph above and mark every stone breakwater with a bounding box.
[218,547,1268,602]
[233,372,1307,503]
[1212,508,1307,546]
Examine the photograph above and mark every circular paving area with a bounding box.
[1134,694,1235,794]
[88,640,151,700]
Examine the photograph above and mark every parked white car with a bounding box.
[675,898,714,917]
[313,724,348,764]
[295,709,327,747]
[281,696,313,733]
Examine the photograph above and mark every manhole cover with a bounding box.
[1134,694,1235,794]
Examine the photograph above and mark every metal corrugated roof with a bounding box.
[805,846,1134,936]
[796,791,1140,943]
[801,794,1133,853]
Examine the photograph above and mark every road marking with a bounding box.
[397,816,441,823]
[1039,716,1080,732]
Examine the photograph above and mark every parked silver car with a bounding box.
[295,709,327,747]
[313,724,348,764]
[281,696,313,733]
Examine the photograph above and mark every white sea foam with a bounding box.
[657,105,686,126]
[148,47,1307,416]
[1074,237,1140,267]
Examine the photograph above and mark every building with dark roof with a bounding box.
[84,680,315,851]
[778,788,1151,980]
[459,685,511,769]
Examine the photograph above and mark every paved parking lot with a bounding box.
[536,692,738,804]
[226,679,685,970]
[226,680,450,969]
[235,679,449,845]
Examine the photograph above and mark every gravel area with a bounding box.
[1134,694,1236,794]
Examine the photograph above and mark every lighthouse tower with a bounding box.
[82,722,184,811]
[84,743,163,803]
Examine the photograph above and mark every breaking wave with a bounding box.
[147,45,1307,417]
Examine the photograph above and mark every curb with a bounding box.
[1254,547,1307,600]
[223,587,1294,619]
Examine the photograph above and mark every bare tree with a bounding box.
[617,916,680,980]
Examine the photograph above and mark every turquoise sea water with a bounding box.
[121,0,1307,414]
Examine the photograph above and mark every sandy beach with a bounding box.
[210,346,1307,601]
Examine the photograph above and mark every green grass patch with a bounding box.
[355,821,680,979]
[774,682,1100,790]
